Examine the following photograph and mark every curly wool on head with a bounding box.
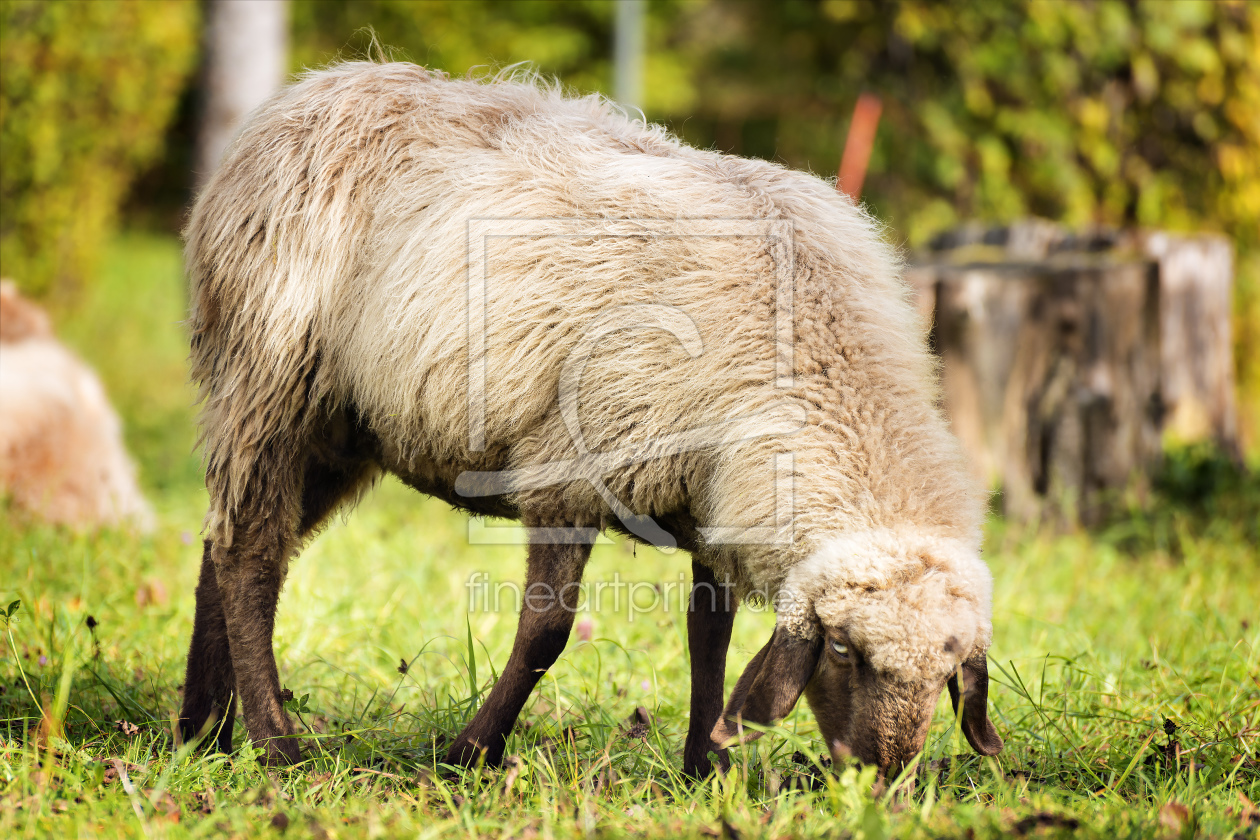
[777,529,993,678]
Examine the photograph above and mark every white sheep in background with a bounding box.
[180,61,1002,776]
[0,281,152,531]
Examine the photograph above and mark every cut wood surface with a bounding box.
[910,222,1236,524]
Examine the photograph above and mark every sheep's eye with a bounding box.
[830,640,850,660]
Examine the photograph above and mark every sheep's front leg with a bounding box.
[445,537,592,768]
[180,541,237,753]
[683,559,738,777]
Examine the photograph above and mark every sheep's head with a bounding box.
[711,530,1002,778]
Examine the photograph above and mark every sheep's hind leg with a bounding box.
[180,540,237,753]
[212,518,302,766]
[192,425,373,766]
[683,558,738,778]
[200,452,309,767]
[445,535,592,769]
[297,412,379,540]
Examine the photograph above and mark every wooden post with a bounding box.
[614,0,645,110]
[837,94,882,202]
[914,221,1240,525]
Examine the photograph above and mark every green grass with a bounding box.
[2,233,1258,838]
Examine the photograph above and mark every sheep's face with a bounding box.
[710,530,1002,777]
[803,571,1000,776]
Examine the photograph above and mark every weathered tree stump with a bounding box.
[908,222,1236,526]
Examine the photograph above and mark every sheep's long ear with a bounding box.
[710,627,822,748]
[947,650,1003,756]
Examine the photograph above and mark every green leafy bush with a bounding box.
[292,0,1257,243]
[291,0,690,111]
[288,0,1260,455]
[0,0,199,302]
[655,0,1259,252]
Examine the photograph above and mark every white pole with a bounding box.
[614,0,645,110]
[196,0,290,185]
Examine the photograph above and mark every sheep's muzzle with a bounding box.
[804,659,942,779]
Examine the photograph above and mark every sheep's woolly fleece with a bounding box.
[186,62,986,622]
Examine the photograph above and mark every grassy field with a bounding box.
[2,233,1258,838]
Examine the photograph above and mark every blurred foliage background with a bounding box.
[1,0,1257,450]
[0,0,199,303]
[294,1,1260,250]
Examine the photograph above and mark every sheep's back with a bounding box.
[185,61,979,552]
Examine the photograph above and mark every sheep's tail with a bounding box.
[183,111,328,544]
[184,64,421,544]
[185,239,325,547]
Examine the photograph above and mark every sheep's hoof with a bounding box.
[443,737,500,772]
[178,711,235,755]
[682,747,730,781]
[257,735,303,767]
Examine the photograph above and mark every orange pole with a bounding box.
[837,93,883,202]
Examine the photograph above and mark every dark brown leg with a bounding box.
[213,509,302,766]
[180,442,307,767]
[297,455,376,539]
[297,409,379,540]
[445,536,592,768]
[185,430,372,766]
[683,558,737,777]
[180,541,236,752]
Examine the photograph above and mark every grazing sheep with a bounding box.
[0,281,153,530]
[180,61,1002,776]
